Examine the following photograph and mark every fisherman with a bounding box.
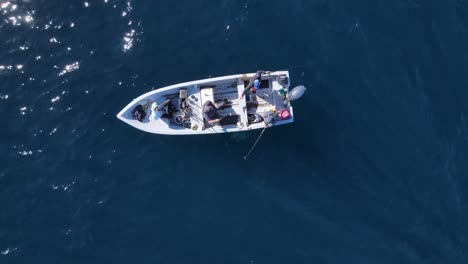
[262,109,278,128]
[202,100,226,125]
[150,99,173,120]
[133,104,146,122]
[240,70,271,99]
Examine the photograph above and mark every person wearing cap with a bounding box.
[133,104,146,122]
[262,109,278,128]
[149,99,172,120]
[240,70,270,99]
[134,98,176,122]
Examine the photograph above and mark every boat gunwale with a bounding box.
[116,71,292,135]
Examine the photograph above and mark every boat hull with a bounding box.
[116,71,294,135]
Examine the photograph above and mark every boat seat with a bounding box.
[200,87,214,105]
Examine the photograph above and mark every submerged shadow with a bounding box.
[276,103,340,167]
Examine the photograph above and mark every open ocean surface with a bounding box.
[1,0,468,263]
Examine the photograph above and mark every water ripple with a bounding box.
[1,247,18,255]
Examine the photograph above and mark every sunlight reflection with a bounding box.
[1,1,34,27]
[58,62,80,76]
[121,0,142,52]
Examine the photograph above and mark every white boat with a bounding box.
[116,71,304,135]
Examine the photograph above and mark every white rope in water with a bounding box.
[243,127,267,160]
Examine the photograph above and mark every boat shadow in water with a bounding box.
[275,103,340,167]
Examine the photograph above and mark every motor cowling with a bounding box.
[287,85,306,102]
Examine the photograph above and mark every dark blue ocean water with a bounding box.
[1,0,468,263]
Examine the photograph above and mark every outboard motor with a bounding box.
[287,85,306,102]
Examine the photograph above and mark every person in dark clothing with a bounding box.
[133,105,146,122]
[262,109,278,128]
[240,70,270,99]
[202,100,226,125]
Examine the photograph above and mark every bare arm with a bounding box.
[241,82,253,98]
[240,70,271,98]
[156,99,171,111]
[207,118,222,124]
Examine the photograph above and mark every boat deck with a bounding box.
[116,71,293,135]
[214,81,243,123]
[177,76,287,131]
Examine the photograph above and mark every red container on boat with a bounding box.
[279,109,291,120]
